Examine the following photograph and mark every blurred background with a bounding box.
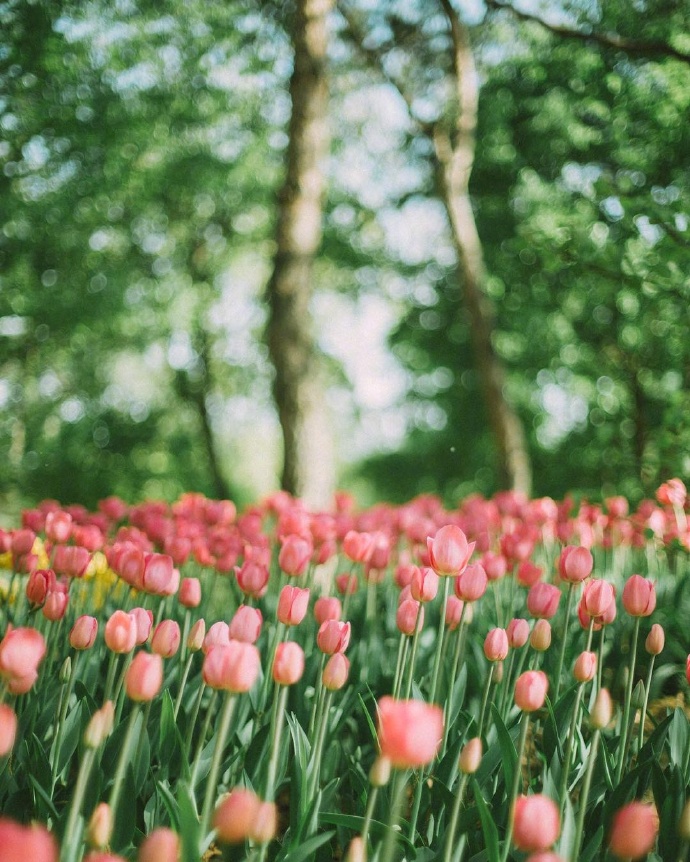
[1,0,689,517]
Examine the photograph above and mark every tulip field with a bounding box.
[1,482,690,862]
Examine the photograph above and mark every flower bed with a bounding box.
[0,481,689,861]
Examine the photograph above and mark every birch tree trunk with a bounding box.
[265,0,336,506]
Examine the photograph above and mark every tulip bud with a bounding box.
[345,836,366,862]
[229,605,263,644]
[178,577,201,608]
[313,596,342,625]
[484,628,509,662]
[323,653,350,691]
[370,755,392,787]
[514,671,549,712]
[0,704,18,756]
[187,619,206,652]
[590,688,612,730]
[608,802,658,860]
[84,702,115,748]
[512,794,560,852]
[645,623,664,656]
[70,615,98,650]
[87,803,112,849]
[573,651,597,683]
[138,827,181,862]
[252,801,277,844]
[151,620,181,658]
[530,619,551,651]
[272,642,305,686]
[459,737,482,774]
[631,679,646,710]
[507,618,530,649]
[125,652,163,702]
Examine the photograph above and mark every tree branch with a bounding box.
[337,2,435,136]
[486,0,690,66]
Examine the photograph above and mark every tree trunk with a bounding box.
[435,0,532,495]
[265,0,335,506]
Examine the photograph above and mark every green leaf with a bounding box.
[580,825,604,862]
[275,829,335,862]
[111,765,137,851]
[156,780,181,831]
[472,778,500,862]
[176,780,201,862]
[490,703,517,794]
[320,812,417,853]
[358,692,378,746]
[57,700,84,777]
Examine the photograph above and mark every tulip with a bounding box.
[151,620,181,658]
[580,578,616,620]
[342,530,373,564]
[141,553,175,595]
[526,582,561,619]
[530,619,551,651]
[313,596,341,624]
[484,628,509,662]
[129,607,153,646]
[272,641,305,686]
[53,545,91,578]
[335,573,358,595]
[459,737,482,774]
[43,590,69,621]
[0,704,17,756]
[590,688,613,730]
[558,545,593,583]
[26,568,55,606]
[84,702,115,749]
[213,789,262,843]
[277,585,310,626]
[87,803,112,849]
[125,652,163,702]
[573,651,597,683]
[445,595,465,630]
[70,616,98,650]
[316,620,351,655]
[608,802,658,859]
[187,619,206,652]
[396,598,423,636]
[0,818,58,862]
[455,562,488,601]
[411,567,439,602]
[622,574,656,617]
[202,641,261,693]
[323,653,350,691]
[104,610,138,654]
[512,794,560,852]
[345,837,366,862]
[0,626,47,683]
[514,671,548,712]
[178,577,201,608]
[278,534,313,576]
[138,828,181,862]
[482,552,508,581]
[45,510,73,543]
[507,618,530,648]
[235,560,270,599]
[203,620,230,653]
[427,525,475,576]
[377,696,443,769]
[229,605,263,644]
[252,801,278,844]
[645,623,664,656]
[84,853,129,862]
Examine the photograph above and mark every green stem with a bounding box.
[616,616,640,784]
[102,651,119,704]
[361,785,379,852]
[571,729,600,860]
[428,579,451,705]
[637,656,656,753]
[264,684,289,801]
[403,602,424,700]
[60,747,96,862]
[185,680,206,756]
[554,583,575,703]
[392,633,409,700]
[597,627,605,692]
[191,689,218,786]
[308,653,326,738]
[559,683,585,810]
[500,713,530,862]
[174,653,195,721]
[200,693,237,839]
[379,769,407,862]
[442,604,469,755]
[108,704,142,823]
[309,689,333,798]
[477,664,495,740]
[51,650,81,785]
[442,774,469,862]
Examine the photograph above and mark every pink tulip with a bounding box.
[608,802,658,859]
[26,569,55,606]
[411,567,439,603]
[53,545,91,578]
[323,653,350,691]
[316,620,351,655]
[0,818,58,862]
[141,553,175,595]
[559,546,593,583]
[213,788,263,844]
[0,704,17,756]
[342,531,373,564]
[512,794,560,852]
[507,618,530,648]
[203,621,230,653]
[526,582,561,619]
[277,585,310,626]
[484,628,509,662]
[455,563,488,602]
[335,573,358,596]
[514,671,548,712]
[229,605,263,644]
[187,619,206,652]
[573,651,597,683]
[125,652,163,701]
[0,626,47,682]
[530,619,552,651]
[646,623,664,656]
[397,599,423,636]
[313,596,341,625]
[445,595,466,630]
[70,615,98,650]
[235,560,269,599]
[427,525,475,576]
[377,696,443,769]
[622,574,656,617]
[138,828,180,862]
[43,590,69,621]
[272,641,305,685]
[178,577,201,608]
[151,620,181,658]
[202,641,261,693]
[278,535,313,577]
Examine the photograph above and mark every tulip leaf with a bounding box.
[472,778,500,862]
[275,829,335,862]
[490,703,517,794]
[56,700,85,777]
[668,708,687,767]
[176,779,201,862]
[156,780,181,831]
[579,825,604,862]
[111,765,137,850]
